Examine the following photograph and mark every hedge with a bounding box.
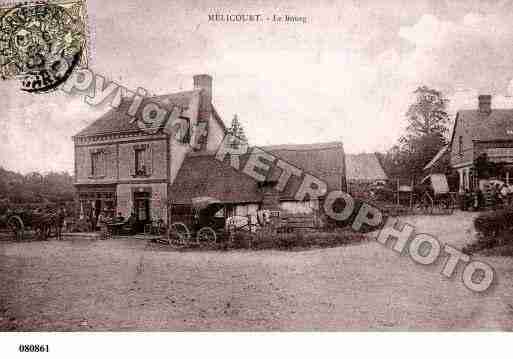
[473,209,513,238]
[463,208,513,254]
[167,229,367,251]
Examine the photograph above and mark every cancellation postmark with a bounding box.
[0,0,88,93]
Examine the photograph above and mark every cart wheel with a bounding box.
[168,222,190,244]
[420,193,434,214]
[433,196,452,215]
[447,199,455,214]
[197,227,217,244]
[7,215,24,241]
[47,222,58,238]
[35,222,49,241]
[413,196,429,214]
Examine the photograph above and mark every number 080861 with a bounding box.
[18,344,49,352]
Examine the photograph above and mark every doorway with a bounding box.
[133,191,151,232]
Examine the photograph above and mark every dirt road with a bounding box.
[1,211,512,330]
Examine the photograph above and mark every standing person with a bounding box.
[115,212,125,223]
[87,205,96,232]
[56,206,66,240]
[127,211,137,235]
[97,210,111,240]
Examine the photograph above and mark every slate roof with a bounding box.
[345,153,387,181]
[74,90,200,137]
[169,142,346,204]
[451,109,513,143]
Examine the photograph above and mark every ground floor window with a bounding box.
[77,189,117,220]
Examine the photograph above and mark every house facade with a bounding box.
[449,95,513,192]
[73,74,226,227]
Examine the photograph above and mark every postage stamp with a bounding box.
[0,0,88,92]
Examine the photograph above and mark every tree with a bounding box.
[0,167,75,204]
[379,86,450,181]
[399,132,448,176]
[405,86,450,137]
[227,114,248,148]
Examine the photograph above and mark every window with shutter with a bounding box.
[90,149,106,178]
[146,144,153,175]
[132,144,151,177]
[135,148,145,175]
[129,147,136,177]
[101,150,107,177]
[89,150,95,177]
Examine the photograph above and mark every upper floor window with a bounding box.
[134,147,146,176]
[131,144,152,177]
[90,150,106,178]
[458,136,463,155]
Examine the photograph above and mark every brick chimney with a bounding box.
[478,94,492,115]
[193,74,212,151]
[193,74,212,106]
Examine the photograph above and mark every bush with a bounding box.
[473,209,513,238]
[230,230,258,249]
[463,208,513,254]
[167,227,368,252]
[229,228,366,250]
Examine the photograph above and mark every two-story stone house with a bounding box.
[73,74,226,228]
[449,95,513,192]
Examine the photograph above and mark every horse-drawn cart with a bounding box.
[413,174,457,215]
[168,197,226,245]
[167,197,266,245]
[0,209,62,241]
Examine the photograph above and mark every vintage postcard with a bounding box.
[0,0,512,356]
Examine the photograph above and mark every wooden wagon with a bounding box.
[413,174,457,215]
[0,209,61,241]
[168,197,226,244]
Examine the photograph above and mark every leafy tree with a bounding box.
[0,167,74,204]
[227,114,248,148]
[379,86,450,181]
[405,86,450,137]
[399,132,447,176]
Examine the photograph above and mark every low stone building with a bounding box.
[168,142,347,227]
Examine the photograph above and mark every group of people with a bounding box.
[30,205,67,240]
[94,211,138,239]
[462,180,513,210]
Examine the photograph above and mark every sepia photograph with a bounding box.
[0,0,512,356]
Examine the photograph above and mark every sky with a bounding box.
[3,0,513,173]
